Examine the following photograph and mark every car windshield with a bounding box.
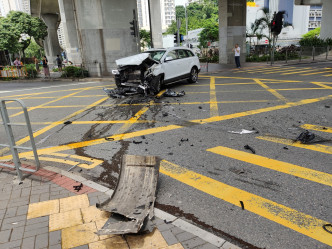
[143,50,166,62]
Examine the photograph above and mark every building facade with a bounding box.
[308,4,322,30]
[0,0,30,16]
[137,0,175,31]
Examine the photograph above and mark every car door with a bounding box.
[177,49,191,77]
[162,50,180,81]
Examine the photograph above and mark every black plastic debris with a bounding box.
[64,121,72,125]
[283,147,289,150]
[240,201,245,210]
[323,224,332,234]
[244,145,256,154]
[162,89,185,97]
[133,140,142,144]
[73,183,83,192]
[198,106,202,109]
[296,130,316,144]
[103,87,139,98]
[325,105,330,108]
[105,137,114,141]
[180,138,189,142]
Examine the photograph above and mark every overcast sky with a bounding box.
[175,0,187,6]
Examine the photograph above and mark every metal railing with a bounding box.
[0,99,40,180]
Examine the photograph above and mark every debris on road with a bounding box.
[162,89,185,97]
[325,105,330,108]
[296,130,316,144]
[73,183,83,192]
[105,137,114,141]
[97,155,159,235]
[283,147,289,150]
[244,145,256,154]
[240,201,245,210]
[228,129,257,135]
[133,140,142,144]
[180,138,189,142]
[323,224,332,234]
[63,121,72,125]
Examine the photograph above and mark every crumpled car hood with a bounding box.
[115,53,158,67]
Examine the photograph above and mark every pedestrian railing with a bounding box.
[0,99,40,181]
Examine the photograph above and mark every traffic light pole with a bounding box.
[176,18,181,47]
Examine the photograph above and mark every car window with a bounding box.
[185,50,195,57]
[144,51,166,62]
[165,50,178,61]
[178,50,189,59]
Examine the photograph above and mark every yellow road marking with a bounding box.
[160,160,332,246]
[0,97,108,156]
[209,77,219,117]
[199,75,301,83]
[257,136,332,155]
[9,87,96,118]
[253,79,288,102]
[262,68,312,75]
[310,82,332,89]
[207,146,332,187]
[282,69,320,75]
[2,94,332,161]
[301,124,332,133]
[301,71,332,76]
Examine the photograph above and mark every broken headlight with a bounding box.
[112,69,120,75]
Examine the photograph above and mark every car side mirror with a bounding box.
[165,56,173,62]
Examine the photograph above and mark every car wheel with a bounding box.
[151,75,163,94]
[188,67,198,83]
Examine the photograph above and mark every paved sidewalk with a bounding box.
[0,164,241,249]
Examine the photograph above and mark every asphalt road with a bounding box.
[1,62,332,249]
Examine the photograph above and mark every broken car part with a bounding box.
[323,224,332,234]
[296,130,316,144]
[97,155,159,235]
[244,145,256,154]
[228,129,256,135]
[162,89,185,97]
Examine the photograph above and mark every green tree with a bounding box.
[198,22,218,48]
[246,20,263,48]
[176,6,185,19]
[2,11,47,59]
[302,27,320,39]
[139,29,151,50]
[0,17,21,54]
[25,39,44,58]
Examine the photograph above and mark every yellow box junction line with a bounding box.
[1,94,332,162]
[301,124,332,133]
[159,160,332,247]
[207,146,332,187]
[257,136,332,155]
[253,79,288,102]
[9,86,99,118]
[209,77,219,117]
[310,82,332,90]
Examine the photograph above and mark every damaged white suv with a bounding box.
[113,47,201,94]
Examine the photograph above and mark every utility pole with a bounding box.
[147,0,154,48]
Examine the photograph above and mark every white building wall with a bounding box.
[0,0,30,16]
[137,0,175,31]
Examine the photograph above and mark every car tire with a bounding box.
[151,75,163,94]
[188,67,198,83]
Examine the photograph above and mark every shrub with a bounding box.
[61,66,89,78]
[299,37,332,47]
[24,64,38,78]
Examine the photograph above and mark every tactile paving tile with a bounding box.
[126,229,169,248]
[49,209,83,231]
[59,194,89,212]
[61,222,99,249]
[81,205,111,223]
[89,236,129,249]
[27,199,59,219]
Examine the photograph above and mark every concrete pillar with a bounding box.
[218,0,247,65]
[41,14,62,65]
[70,0,140,76]
[321,0,332,39]
[58,0,82,64]
[149,0,163,48]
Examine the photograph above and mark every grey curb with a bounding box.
[44,166,237,248]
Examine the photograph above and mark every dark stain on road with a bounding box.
[155,203,263,249]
